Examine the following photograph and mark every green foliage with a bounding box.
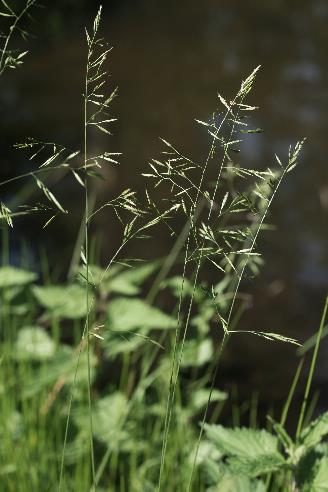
[107,297,176,332]
[32,284,87,319]
[202,414,328,491]
[204,424,285,477]
[0,265,37,287]
[15,326,56,360]
[74,392,128,447]
[0,3,326,492]
[300,412,328,450]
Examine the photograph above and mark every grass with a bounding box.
[0,3,327,492]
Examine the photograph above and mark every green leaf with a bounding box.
[0,266,37,288]
[191,302,215,335]
[228,454,285,478]
[298,449,328,492]
[181,339,213,367]
[105,261,159,295]
[117,261,159,285]
[79,261,158,295]
[309,456,328,491]
[0,411,22,441]
[204,424,278,457]
[107,297,175,331]
[103,330,146,359]
[106,276,140,295]
[301,412,328,449]
[296,445,328,491]
[204,424,285,477]
[15,326,55,361]
[162,276,203,302]
[209,472,266,492]
[190,388,227,412]
[22,347,96,398]
[32,284,87,319]
[74,393,128,447]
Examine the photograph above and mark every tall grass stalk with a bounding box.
[2,4,323,491]
[84,16,96,486]
[158,70,255,489]
[296,295,328,439]
[156,63,304,488]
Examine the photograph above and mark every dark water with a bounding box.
[0,0,327,412]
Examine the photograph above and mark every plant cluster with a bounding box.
[0,4,327,492]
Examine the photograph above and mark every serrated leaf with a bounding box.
[103,329,146,359]
[210,472,266,492]
[161,276,203,302]
[105,261,159,295]
[74,393,128,447]
[204,424,285,477]
[300,412,328,449]
[22,347,96,398]
[0,266,37,288]
[107,297,175,332]
[311,457,328,492]
[15,326,55,361]
[118,261,159,285]
[32,284,87,319]
[204,424,280,458]
[190,388,227,412]
[228,454,285,478]
[181,339,213,367]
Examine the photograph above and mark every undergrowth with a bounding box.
[0,4,327,492]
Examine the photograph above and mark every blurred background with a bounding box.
[0,0,327,418]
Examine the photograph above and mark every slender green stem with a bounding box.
[85,52,96,489]
[0,164,69,188]
[280,358,304,428]
[296,295,328,439]
[0,1,35,74]
[158,92,238,491]
[187,332,229,492]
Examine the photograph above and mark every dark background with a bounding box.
[0,0,327,418]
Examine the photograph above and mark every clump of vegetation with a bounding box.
[0,3,327,491]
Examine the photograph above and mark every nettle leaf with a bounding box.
[205,424,279,457]
[0,411,23,441]
[116,261,159,286]
[80,261,159,296]
[228,454,285,478]
[308,456,328,492]
[161,275,203,302]
[15,326,55,361]
[0,266,37,288]
[103,330,146,359]
[74,393,128,447]
[22,347,97,399]
[107,297,176,331]
[106,275,140,295]
[204,424,285,477]
[192,302,215,335]
[296,444,328,491]
[32,284,87,319]
[300,411,328,449]
[200,458,223,485]
[181,339,213,367]
[106,260,159,295]
[209,472,266,492]
[190,388,227,413]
